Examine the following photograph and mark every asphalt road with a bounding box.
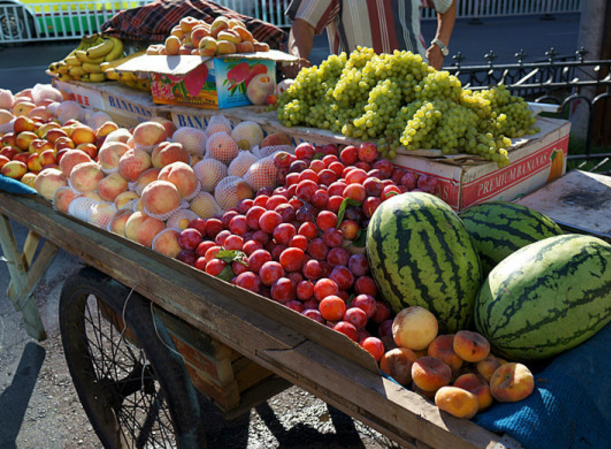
[0,12,581,94]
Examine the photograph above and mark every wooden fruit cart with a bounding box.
[0,188,525,449]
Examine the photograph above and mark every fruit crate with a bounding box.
[0,189,523,449]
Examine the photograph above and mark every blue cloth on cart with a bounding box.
[0,175,37,195]
[474,321,611,449]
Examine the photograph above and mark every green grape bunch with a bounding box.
[274,47,540,168]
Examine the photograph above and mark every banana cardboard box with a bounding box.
[116,50,297,109]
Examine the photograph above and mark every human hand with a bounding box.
[426,45,444,71]
[283,57,312,79]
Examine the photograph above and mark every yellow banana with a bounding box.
[57,73,74,82]
[69,66,86,77]
[64,55,81,66]
[55,61,70,75]
[136,78,151,91]
[47,63,59,75]
[82,62,103,74]
[86,38,114,60]
[104,68,120,80]
[75,50,105,64]
[104,37,124,62]
[87,72,106,82]
[102,49,147,69]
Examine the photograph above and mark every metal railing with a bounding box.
[0,0,582,44]
[445,48,611,174]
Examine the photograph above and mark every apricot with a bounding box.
[379,347,418,386]
[453,330,491,363]
[489,362,535,403]
[435,386,479,419]
[452,373,493,411]
[392,305,438,351]
[411,356,452,392]
[427,334,463,372]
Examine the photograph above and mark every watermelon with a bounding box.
[366,192,483,333]
[459,201,564,276]
[475,234,611,361]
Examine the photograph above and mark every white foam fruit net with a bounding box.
[205,114,232,137]
[68,196,99,223]
[228,151,259,178]
[89,202,118,229]
[0,117,15,134]
[214,176,252,212]
[32,83,63,104]
[52,185,80,213]
[56,100,84,124]
[230,121,264,150]
[256,144,294,159]
[171,126,207,157]
[166,208,200,230]
[192,158,227,192]
[244,155,278,192]
[189,191,223,219]
[205,131,239,165]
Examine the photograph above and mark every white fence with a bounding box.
[0,0,582,44]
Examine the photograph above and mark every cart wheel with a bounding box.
[59,266,206,449]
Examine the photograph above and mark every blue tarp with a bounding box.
[0,174,38,195]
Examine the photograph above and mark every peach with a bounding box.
[69,161,104,192]
[54,135,76,151]
[170,24,184,39]
[33,168,68,200]
[475,355,505,383]
[489,362,535,403]
[233,26,253,43]
[427,334,463,372]
[104,128,132,145]
[379,347,418,386]
[20,172,37,188]
[59,149,92,177]
[253,41,270,52]
[135,214,166,248]
[434,386,479,419]
[236,41,255,53]
[27,153,42,172]
[124,211,148,241]
[217,29,241,45]
[97,172,128,202]
[53,185,79,214]
[1,132,17,148]
[80,190,103,202]
[0,154,10,170]
[170,127,207,157]
[392,305,438,351]
[95,121,119,140]
[130,167,160,196]
[28,105,54,122]
[453,373,493,411]
[13,115,37,133]
[118,149,152,182]
[13,100,36,117]
[228,18,246,29]
[108,209,133,236]
[214,176,253,211]
[141,180,181,216]
[98,141,130,171]
[215,40,236,56]
[38,149,58,168]
[179,15,200,32]
[151,141,189,168]
[132,121,167,150]
[28,139,54,155]
[70,124,96,146]
[453,330,490,363]
[198,36,217,57]
[151,117,177,139]
[165,35,181,55]
[13,152,29,164]
[260,132,292,148]
[114,190,139,210]
[76,143,98,160]
[15,131,38,151]
[158,161,198,198]
[151,228,182,258]
[1,160,27,179]
[36,122,61,139]
[209,15,230,38]
[0,147,19,161]
[246,73,276,105]
[190,26,210,48]
[411,356,453,392]
[89,201,118,229]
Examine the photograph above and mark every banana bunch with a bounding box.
[47,34,125,83]
[102,49,151,91]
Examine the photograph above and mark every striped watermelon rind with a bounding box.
[459,201,564,276]
[366,192,483,333]
[475,234,611,361]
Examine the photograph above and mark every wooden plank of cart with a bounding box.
[0,189,523,449]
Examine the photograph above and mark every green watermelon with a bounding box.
[459,202,564,276]
[366,192,483,333]
[475,234,611,361]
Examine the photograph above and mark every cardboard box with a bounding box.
[52,79,171,128]
[168,105,570,212]
[116,51,297,109]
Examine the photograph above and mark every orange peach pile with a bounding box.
[379,305,535,420]
[146,15,270,57]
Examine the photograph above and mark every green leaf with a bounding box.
[352,228,367,247]
[215,250,247,264]
[347,293,356,306]
[217,265,235,282]
[239,83,246,95]
[336,197,363,228]
[312,152,325,160]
